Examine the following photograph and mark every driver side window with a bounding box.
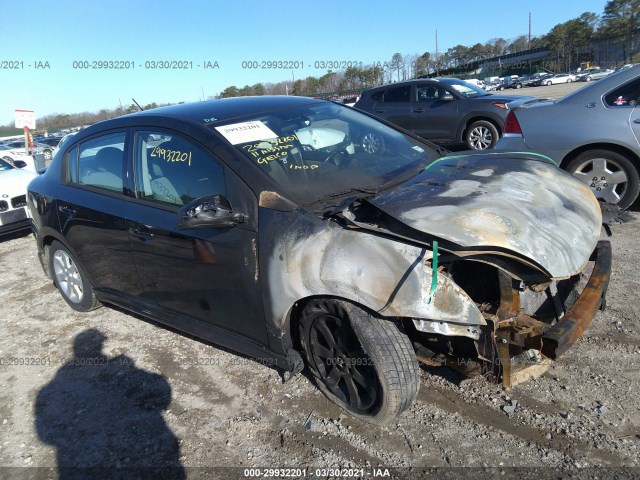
[416,85,449,102]
[134,131,225,207]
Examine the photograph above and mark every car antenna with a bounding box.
[132,98,144,111]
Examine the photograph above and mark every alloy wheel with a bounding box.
[571,156,628,204]
[468,125,493,149]
[52,250,84,303]
[308,314,377,414]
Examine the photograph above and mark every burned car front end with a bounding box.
[340,152,611,388]
[216,98,611,422]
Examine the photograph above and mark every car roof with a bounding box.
[361,77,461,94]
[560,64,640,104]
[130,95,321,124]
[66,96,330,144]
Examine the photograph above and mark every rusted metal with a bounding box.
[541,241,611,359]
[495,329,512,390]
[496,270,520,320]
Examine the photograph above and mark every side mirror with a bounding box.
[440,94,454,101]
[177,194,248,229]
[14,160,27,169]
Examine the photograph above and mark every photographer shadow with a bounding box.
[35,329,185,480]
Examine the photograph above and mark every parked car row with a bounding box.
[0,135,64,171]
[484,67,624,90]
[576,68,614,82]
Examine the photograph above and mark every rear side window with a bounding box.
[371,91,384,101]
[383,86,411,102]
[605,79,640,107]
[73,133,127,193]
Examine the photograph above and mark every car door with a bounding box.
[412,83,460,142]
[370,84,413,131]
[55,131,140,294]
[604,78,640,148]
[126,129,268,344]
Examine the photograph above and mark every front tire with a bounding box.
[565,149,640,209]
[50,240,101,311]
[299,300,419,424]
[465,120,499,150]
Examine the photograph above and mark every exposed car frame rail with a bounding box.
[416,241,611,390]
[541,241,612,359]
[493,240,611,389]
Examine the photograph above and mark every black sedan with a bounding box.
[353,78,535,150]
[28,96,610,423]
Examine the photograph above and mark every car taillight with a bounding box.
[504,111,522,135]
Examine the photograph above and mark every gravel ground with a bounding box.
[0,209,639,479]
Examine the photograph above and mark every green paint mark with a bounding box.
[428,241,438,304]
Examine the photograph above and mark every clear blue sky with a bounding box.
[0,0,609,127]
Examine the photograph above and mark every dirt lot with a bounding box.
[1,217,639,479]
[1,82,639,479]
[1,215,639,479]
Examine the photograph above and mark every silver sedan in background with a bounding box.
[494,65,640,209]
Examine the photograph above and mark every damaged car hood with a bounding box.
[344,152,602,279]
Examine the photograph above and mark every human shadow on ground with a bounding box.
[35,328,185,480]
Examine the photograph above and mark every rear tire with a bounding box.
[49,240,101,312]
[299,299,419,424]
[565,149,640,209]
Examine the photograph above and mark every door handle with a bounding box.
[374,109,386,113]
[633,119,640,124]
[58,205,76,218]
[413,108,426,113]
[129,226,154,242]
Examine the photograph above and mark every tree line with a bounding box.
[218,0,639,97]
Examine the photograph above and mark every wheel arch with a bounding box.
[560,143,640,171]
[36,229,72,279]
[282,295,408,353]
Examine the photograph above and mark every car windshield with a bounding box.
[439,79,489,98]
[210,102,441,206]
